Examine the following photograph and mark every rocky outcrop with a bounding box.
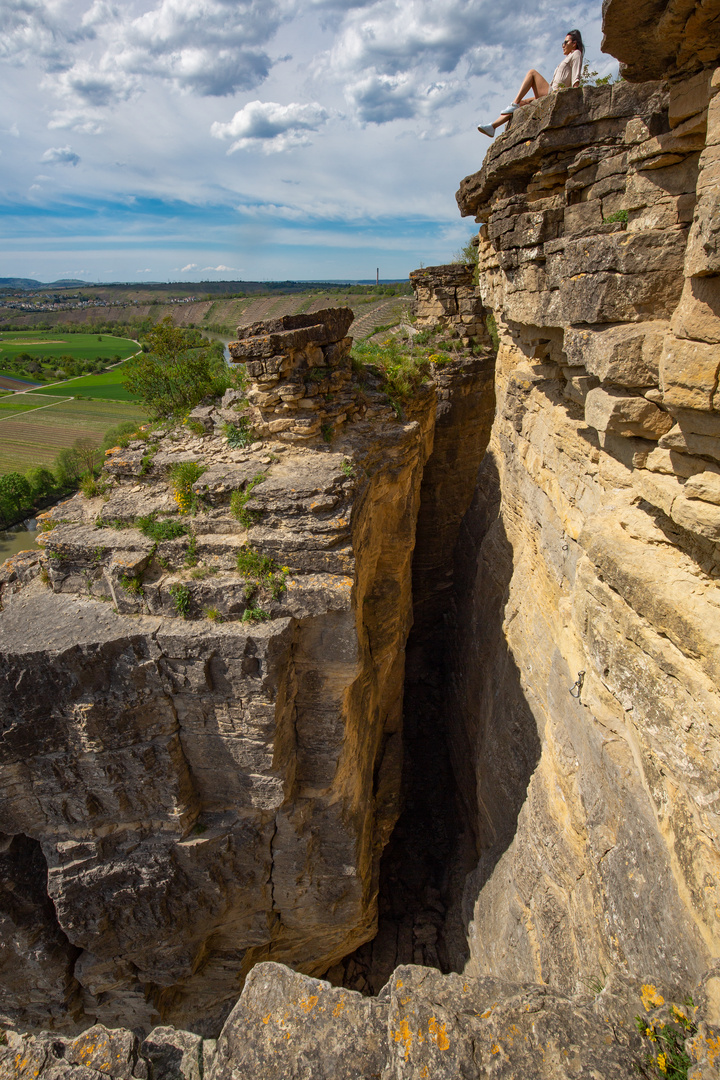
[5,960,720,1080]
[226,308,375,443]
[451,18,720,1003]
[602,0,720,82]
[0,309,496,1037]
[409,264,490,348]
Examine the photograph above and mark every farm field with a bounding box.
[0,398,146,474]
[0,331,137,363]
[0,393,70,417]
[29,359,139,401]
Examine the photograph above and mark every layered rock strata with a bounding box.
[451,39,720,996]
[409,263,490,348]
[0,307,497,1037]
[0,308,455,1035]
[226,308,387,443]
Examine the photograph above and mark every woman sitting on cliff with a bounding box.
[478,30,584,137]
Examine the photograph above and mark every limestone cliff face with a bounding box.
[452,16,720,998]
[0,310,492,1037]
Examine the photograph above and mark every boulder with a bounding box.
[208,963,388,1080]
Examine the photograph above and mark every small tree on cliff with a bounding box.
[124,318,233,419]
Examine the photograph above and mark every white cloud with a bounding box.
[42,145,80,165]
[48,109,105,134]
[211,100,329,153]
[201,264,241,272]
[180,263,198,272]
[0,0,89,71]
[5,0,286,114]
[312,0,584,122]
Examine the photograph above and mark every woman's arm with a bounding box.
[570,49,582,87]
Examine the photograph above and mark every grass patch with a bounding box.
[603,209,629,225]
[0,394,72,417]
[224,416,254,448]
[352,335,454,408]
[230,473,266,526]
[242,602,271,623]
[169,582,191,617]
[136,513,188,541]
[236,545,288,599]
[28,360,140,401]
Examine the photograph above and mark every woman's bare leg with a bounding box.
[491,68,550,128]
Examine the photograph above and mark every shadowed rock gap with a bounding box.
[331,350,498,993]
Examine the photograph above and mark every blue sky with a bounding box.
[0,0,614,283]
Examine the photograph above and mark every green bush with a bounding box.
[0,472,32,520]
[99,420,142,454]
[453,233,478,265]
[25,466,56,499]
[224,417,253,448]
[169,461,206,513]
[124,318,235,418]
[242,602,271,623]
[54,447,83,486]
[603,209,629,225]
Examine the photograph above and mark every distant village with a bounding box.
[0,291,200,314]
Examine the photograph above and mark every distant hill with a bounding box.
[0,278,43,290]
[0,277,407,293]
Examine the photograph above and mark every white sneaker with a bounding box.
[501,103,519,114]
[477,124,495,137]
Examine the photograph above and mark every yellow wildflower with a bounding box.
[645,1027,656,1042]
[641,984,665,1011]
[657,1052,667,1073]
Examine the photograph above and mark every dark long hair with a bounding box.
[567,29,585,58]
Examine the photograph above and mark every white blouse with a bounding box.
[550,49,583,91]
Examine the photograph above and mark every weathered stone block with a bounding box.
[671,276,720,345]
[585,387,674,439]
[669,69,714,127]
[140,1028,203,1080]
[209,963,387,1080]
[645,447,720,478]
[564,322,666,388]
[660,336,720,410]
[685,470,720,504]
[659,424,720,462]
[672,495,720,540]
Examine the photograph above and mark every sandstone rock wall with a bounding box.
[0,309,434,1035]
[451,29,720,998]
[0,308,496,1038]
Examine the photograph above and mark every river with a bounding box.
[0,518,40,562]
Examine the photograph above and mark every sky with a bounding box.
[0,0,615,283]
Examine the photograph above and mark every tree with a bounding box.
[124,317,233,418]
[25,467,56,498]
[74,438,100,476]
[0,472,32,520]
[54,447,83,486]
